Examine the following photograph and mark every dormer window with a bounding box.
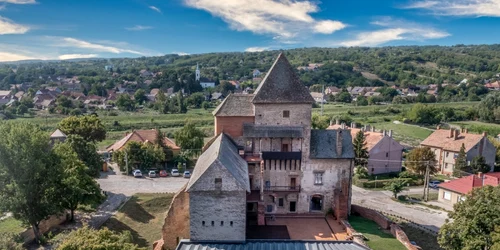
[283,110,290,118]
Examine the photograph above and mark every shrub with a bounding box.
[361,177,421,188]
[108,111,118,116]
[398,171,422,180]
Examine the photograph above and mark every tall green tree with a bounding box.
[438,185,500,250]
[353,130,369,167]
[385,179,408,199]
[406,147,437,176]
[134,89,147,105]
[65,135,103,177]
[115,94,135,111]
[56,226,145,250]
[53,143,103,221]
[0,123,62,243]
[174,121,205,156]
[311,113,329,129]
[478,92,500,123]
[470,155,491,174]
[59,115,106,142]
[176,91,187,113]
[453,143,467,177]
[112,141,165,172]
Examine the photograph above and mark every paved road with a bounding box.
[352,186,448,232]
[97,167,189,196]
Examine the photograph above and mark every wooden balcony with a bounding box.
[261,151,301,160]
[264,185,301,192]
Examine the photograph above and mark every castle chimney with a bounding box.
[477,172,483,178]
[389,130,393,137]
[449,129,454,138]
[330,120,333,126]
[382,130,386,136]
[454,129,460,140]
[336,129,343,156]
[336,119,340,125]
[341,123,345,129]
[436,125,441,130]
[372,126,375,132]
[483,131,488,137]
[464,128,468,134]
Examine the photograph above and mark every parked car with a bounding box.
[183,171,191,178]
[159,170,168,177]
[132,169,142,178]
[148,170,157,178]
[429,180,441,189]
[171,169,180,177]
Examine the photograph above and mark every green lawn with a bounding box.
[0,217,26,234]
[102,193,174,249]
[348,215,406,250]
[387,216,443,250]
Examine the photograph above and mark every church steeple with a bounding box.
[195,63,200,81]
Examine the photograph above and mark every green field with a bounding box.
[4,101,480,149]
[103,193,174,249]
[348,215,406,250]
[0,217,25,234]
[450,120,500,137]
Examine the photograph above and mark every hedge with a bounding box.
[355,178,424,188]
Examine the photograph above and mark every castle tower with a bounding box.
[195,63,200,81]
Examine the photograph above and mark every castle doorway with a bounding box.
[310,195,323,211]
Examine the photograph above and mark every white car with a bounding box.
[132,170,142,178]
[171,169,180,177]
[429,180,441,189]
[183,171,191,178]
[148,170,157,178]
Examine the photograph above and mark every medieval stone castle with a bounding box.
[160,53,359,250]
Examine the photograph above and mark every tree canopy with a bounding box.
[438,185,500,250]
[353,130,369,167]
[56,226,145,250]
[174,121,205,155]
[59,115,106,142]
[405,147,437,175]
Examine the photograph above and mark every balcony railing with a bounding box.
[261,151,301,160]
[264,185,301,192]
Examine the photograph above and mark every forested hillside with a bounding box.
[1,45,500,92]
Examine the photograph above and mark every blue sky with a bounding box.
[0,0,500,61]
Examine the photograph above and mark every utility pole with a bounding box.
[423,161,430,202]
[125,151,129,175]
[321,84,324,116]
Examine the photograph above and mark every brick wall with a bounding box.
[161,184,190,250]
[351,204,390,229]
[214,116,255,137]
[340,220,369,248]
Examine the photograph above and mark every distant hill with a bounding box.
[1,45,500,91]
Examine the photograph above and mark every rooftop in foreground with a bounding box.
[176,240,368,250]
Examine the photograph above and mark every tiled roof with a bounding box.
[252,53,314,104]
[176,240,368,250]
[328,125,384,151]
[50,129,67,138]
[243,124,303,138]
[106,129,180,152]
[186,133,250,193]
[0,90,11,96]
[212,94,255,117]
[439,173,500,195]
[420,129,485,152]
[309,129,355,159]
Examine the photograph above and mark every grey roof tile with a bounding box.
[243,124,303,138]
[186,133,250,192]
[177,240,369,250]
[252,53,314,104]
[310,129,355,159]
[213,94,255,116]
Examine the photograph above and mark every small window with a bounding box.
[211,221,214,226]
[446,152,449,157]
[221,221,224,226]
[278,198,284,207]
[386,152,389,157]
[314,172,323,185]
[443,191,451,201]
[283,110,290,118]
[215,178,222,189]
[202,221,205,226]
[230,221,233,226]
[266,205,273,212]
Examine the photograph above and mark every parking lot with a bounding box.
[97,167,190,196]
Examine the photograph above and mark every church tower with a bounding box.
[195,63,200,81]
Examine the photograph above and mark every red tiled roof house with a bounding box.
[106,129,181,155]
[438,172,500,205]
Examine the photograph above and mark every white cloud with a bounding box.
[173,51,190,56]
[405,0,500,17]
[245,47,270,52]
[0,0,36,4]
[149,5,161,13]
[58,54,98,60]
[125,25,153,31]
[0,16,29,34]
[184,0,346,40]
[339,17,449,47]
[56,37,144,55]
[314,20,346,34]
[0,51,34,62]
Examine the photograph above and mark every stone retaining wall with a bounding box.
[20,212,68,243]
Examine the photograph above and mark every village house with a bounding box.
[106,129,181,155]
[0,90,12,105]
[252,69,261,78]
[328,122,404,175]
[325,86,340,95]
[50,129,67,144]
[158,53,361,250]
[420,127,496,175]
[438,172,500,205]
[297,63,324,71]
[139,69,153,77]
[485,81,500,90]
[310,92,327,103]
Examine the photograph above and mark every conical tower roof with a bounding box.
[252,53,314,104]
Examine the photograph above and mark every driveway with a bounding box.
[97,167,189,196]
[352,186,448,233]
